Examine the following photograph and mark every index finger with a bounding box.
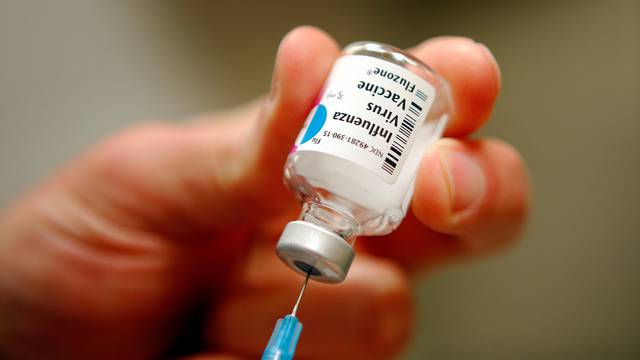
[410,36,501,137]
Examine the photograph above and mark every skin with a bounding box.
[0,27,529,360]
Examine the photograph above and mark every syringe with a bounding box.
[261,271,311,360]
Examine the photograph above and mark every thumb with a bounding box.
[230,26,340,212]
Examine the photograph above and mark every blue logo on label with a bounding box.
[300,104,327,144]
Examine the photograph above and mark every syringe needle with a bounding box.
[262,271,311,359]
[291,271,311,317]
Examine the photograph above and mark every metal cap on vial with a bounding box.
[276,220,355,283]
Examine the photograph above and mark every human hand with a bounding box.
[0,27,529,360]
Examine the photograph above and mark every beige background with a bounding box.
[1,0,639,358]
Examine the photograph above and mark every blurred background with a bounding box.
[0,0,638,359]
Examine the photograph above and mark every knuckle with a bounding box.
[363,261,415,358]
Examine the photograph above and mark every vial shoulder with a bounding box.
[284,151,409,235]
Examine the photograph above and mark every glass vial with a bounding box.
[276,41,452,283]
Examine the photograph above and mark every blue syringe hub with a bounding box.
[261,315,303,360]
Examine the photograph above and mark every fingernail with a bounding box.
[438,144,486,211]
[476,42,502,91]
[266,66,279,110]
[476,42,495,62]
[263,46,282,117]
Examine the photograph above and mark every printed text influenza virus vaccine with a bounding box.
[276,41,452,283]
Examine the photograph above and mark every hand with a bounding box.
[0,27,529,360]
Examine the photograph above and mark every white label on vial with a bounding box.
[293,55,436,184]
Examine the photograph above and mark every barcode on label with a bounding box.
[381,97,424,175]
[408,101,422,117]
[416,89,428,102]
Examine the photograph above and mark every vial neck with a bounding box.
[299,202,359,245]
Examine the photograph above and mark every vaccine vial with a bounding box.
[276,41,452,283]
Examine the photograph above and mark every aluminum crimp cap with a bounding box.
[276,220,355,283]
